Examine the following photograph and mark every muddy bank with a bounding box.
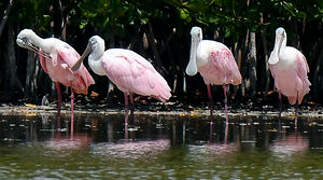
[0,103,322,120]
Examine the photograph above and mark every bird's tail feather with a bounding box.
[154,75,171,102]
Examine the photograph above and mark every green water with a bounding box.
[0,113,322,179]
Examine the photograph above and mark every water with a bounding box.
[0,112,322,179]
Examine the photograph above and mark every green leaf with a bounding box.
[179,9,189,20]
[80,20,88,29]
[142,17,149,24]
[103,17,110,27]
[225,30,231,38]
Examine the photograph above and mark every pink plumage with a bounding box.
[197,43,242,86]
[17,29,95,130]
[16,29,95,96]
[71,35,171,124]
[186,27,241,124]
[269,27,310,105]
[102,49,171,102]
[39,43,95,95]
[269,52,310,105]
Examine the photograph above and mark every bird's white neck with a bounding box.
[29,32,46,51]
[269,33,287,65]
[89,46,104,61]
[274,36,286,54]
[281,34,287,49]
[88,48,106,76]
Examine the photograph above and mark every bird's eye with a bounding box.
[22,38,29,44]
[91,40,96,45]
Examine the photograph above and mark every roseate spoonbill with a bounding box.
[71,35,171,124]
[185,26,242,124]
[268,27,311,127]
[16,29,95,128]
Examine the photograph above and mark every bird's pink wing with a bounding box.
[210,48,242,85]
[270,52,311,105]
[297,53,310,75]
[39,49,48,73]
[296,53,311,104]
[102,53,171,101]
[56,44,95,90]
[225,50,242,85]
[125,51,156,72]
[56,43,81,68]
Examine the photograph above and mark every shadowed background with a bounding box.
[0,0,322,109]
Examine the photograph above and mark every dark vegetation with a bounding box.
[0,0,322,110]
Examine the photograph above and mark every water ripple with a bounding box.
[90,139,170,159]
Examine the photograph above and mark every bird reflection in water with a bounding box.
[123,113,139,142]
[206,117,238,155]
[208,116,229,144]
[270,128,309,158]
[42,114,92,152]
[91,114,170,159]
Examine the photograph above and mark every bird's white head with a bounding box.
[71,35,105,72]
[275,27,286,43]
[190,26,203,41]
[16,29,51,59]
[88,35,105,54]
[276,27,285,36]
[16,29,39,50]
[268,27,287,65]
[186,26,203,76]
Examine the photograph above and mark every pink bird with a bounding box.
[16,29,95,129]
[71,35,171,124]
[268,27,311,127]
[185,27,242,124]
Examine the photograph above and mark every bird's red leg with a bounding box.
[55,82,62,137]
[124,93,129,141]
[70,88,74,139]
[295,105,298,129]
[130,93,134,105]
[55,82,62,116]
[129,93,135,126]
[124,93,129,126]
[279,91,282,119]
[295,92,298,129]
[207,85,214,117]
[223,84,229,125]
[278,91,282,133]
[207,85,214,143]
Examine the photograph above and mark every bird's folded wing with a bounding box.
[57,44,81,68]
[39,49,48,73]
[102,55,169,98]
[57,44,95,86]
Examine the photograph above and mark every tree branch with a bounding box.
[0,0,14,39]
